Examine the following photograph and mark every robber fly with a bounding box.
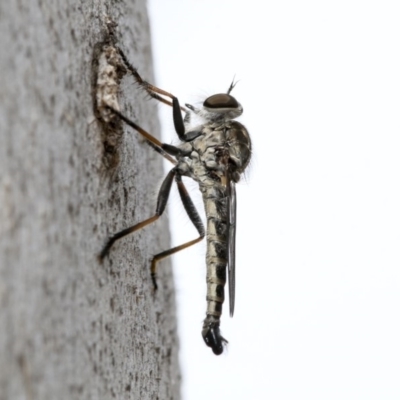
[98,48,251,355]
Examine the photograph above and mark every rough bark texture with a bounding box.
[0,1,180,399]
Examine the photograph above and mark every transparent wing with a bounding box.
[227,176,237,317]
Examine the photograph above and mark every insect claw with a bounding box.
[151,273,158,291]
[98,239,113,262]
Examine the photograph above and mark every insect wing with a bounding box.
[227,176,237,317]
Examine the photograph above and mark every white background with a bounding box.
[147,1,400,399]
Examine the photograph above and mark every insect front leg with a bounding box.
[117,48,199,142]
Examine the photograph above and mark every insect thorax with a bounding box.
[176,120,251,187]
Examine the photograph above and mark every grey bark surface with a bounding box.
[0,1,181,399]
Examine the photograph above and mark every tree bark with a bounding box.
[0,1,180,399]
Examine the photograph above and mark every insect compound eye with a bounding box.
[203,94,239,109]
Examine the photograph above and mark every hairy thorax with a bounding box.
[176,120,251,188]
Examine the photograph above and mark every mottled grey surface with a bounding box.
[0,1,180,399]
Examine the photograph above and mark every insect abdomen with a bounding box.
[201,185,229,354]
[204,186,228,310]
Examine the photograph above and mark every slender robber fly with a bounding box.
[98,47,252,355]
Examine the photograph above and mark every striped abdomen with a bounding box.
[200,184,229,355]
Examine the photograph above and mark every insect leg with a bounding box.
[99,168,176,262]
[150,174,205,289]
[117,48,183,110]
[117,48,194,142]
[106,106,177,165]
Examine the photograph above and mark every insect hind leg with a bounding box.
[98,168,176,262]
[150,174,206,289]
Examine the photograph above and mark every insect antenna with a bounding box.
[227,76,239,94]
